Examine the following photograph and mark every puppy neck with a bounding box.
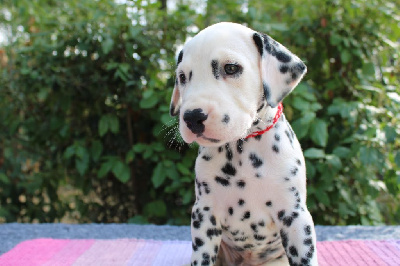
[246,102,281,138]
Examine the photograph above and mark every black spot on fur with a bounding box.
[225,144,233,161]
[202,155,212,161]
[202,252,210,265]
[206,228,221,240]
[295,61,306,72]
[278,210,299,227]
[238,199,245,206]
[210,215,216,226]
[250,223,258,232]
[177,50,183,65]
[279,65,289,73]
[221,163,236,176]
[192,210,204,229]
[203,206,210,211]
[266,201,272,207]
[236,139,244,153]
[243,244,254,249]
[253,33,264,56]
[228,207,233,215]
[276,51,292,63]
[202,182,211,194]
[257,103,265,113]
[192,237,204,251]
[306,244,315,258]
[275,134,280,141]
[236,180,246,188]
[255,135,262,141]
[222,114,230,124]
[263,82,271,101]
[291,167,298,176]
[272,144,279,153]
[304,238,313,245]
[289,246,299,257]
[258,220,265,227]
[211,60,219,80]
[231,230,239,236]
[241,211,251,221]
[280,229,289,248]
[254,234,266,241]
[305,225,312,235]
[291,72,298,80]
[249,153,263,168]
[189,71,192,81]
[285,130,293,144]
[215,176,230,186]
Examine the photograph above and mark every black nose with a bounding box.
[183,108,208,134]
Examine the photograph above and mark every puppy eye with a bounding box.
[224,64,241,75]
[179,72,186,84]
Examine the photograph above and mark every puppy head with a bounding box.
[170,22,306,147]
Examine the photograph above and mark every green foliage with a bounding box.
[0,0,399,225]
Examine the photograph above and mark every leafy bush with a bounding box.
[0,0,399,225]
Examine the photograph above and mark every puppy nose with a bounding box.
[183,108,208,134]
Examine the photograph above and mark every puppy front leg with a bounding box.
[276,208,318,266]
[190,204,222,266]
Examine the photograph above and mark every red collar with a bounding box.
[245,103,283,139]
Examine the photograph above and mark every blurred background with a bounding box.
[0,0,399,225]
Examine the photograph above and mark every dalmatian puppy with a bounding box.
[170,22,318,266]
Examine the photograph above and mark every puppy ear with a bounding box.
[253,32,307,108]
[170,81,181,116]
[170,50,184,116]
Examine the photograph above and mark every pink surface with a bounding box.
[0,238,399,266]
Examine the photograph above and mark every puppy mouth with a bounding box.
[196,133,221,143]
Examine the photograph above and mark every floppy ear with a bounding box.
[170,50,184,116]
[253,32,307,108]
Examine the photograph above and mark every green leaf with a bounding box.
[128,215,149,224]
[340,50,351,64]
[325,154,342,170]
[144,200,167,218]
[309,119,328,147]
[315,190,330,206]
[177,163,191,175]
[304,148,325,159]
[98,161,113,179]
[102,38,114,55]
[108,115,119,134]
[0,173,10,184]
[330,33,341,45]
[90,141,103,162]
[292,97,310,111]
[139,95,158,109]
[64,145,75,159]
[359,146,378,165]
[333,147,351,158]
[362,62,375,76]
[112,161,130,183]
[181,189,193,205]
[152,163,166,188]
[125,150,135,163]
[75,157,89,176]
[394,152,400,167]
[291,113,315,139]
[99,115,109,137]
